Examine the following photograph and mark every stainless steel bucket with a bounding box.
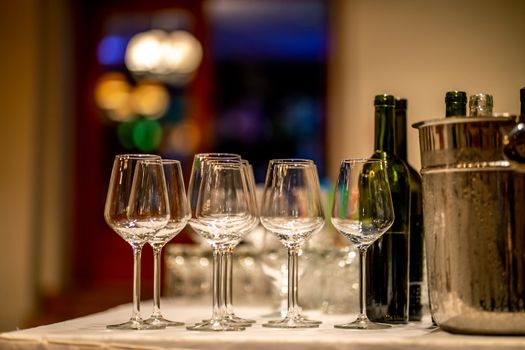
[414,116,525,334]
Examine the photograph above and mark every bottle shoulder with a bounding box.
[372,151,411,175]
[406,163,422,187]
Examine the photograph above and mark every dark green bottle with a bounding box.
[395,98,424,322]
[520,87,525,118]
[366,94,410,324]
[445,91,467,117]
[516,87,525,128]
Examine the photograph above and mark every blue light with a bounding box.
[208,0,327,60]
[97,35,127,66]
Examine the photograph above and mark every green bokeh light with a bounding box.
[132,119,163,152]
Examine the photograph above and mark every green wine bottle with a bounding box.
[520,87,525,119]
[366,94,410,324]
[445,91,467,117]
[395,98,424,322]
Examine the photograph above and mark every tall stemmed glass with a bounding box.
[331,158,394,330]
[145,160,191,327]
[187,153,242,323]
[223,160,259,325]
[104,155,170,330]
[187,153,241,245]
[186,158,253,331]
[260,159,325,328]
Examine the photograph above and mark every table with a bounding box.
[1,301,525,350]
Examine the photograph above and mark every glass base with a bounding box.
[265,306,321,328]
[226,313,256,324]
[187,319,245,332]
[222,315,254,327]
[107,318,166,330]
[199,316,252,327]
[263,315,320,329]
[267,315,321,325]
[334,314,391,330]
[145,315,184,327]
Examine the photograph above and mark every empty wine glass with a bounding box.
[145,159,191,327]
[331,158,394,330]
[260,159,325,328]
[187,153,241,246]
[187,153,245,325]
[222,160,259,326]
[186,158,253,331]
[104,155,169,330]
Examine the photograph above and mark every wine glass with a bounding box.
[186,158,253,331]
[331,158,394,329]
[145,159,191,327]
[187,153,244,325]
[104,154,169,330]
[222,160,259,326]
[260,159,325,328]
[187,153,241,245]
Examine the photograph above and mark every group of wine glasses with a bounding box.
[104,155,191,330]
[104,154,395,331]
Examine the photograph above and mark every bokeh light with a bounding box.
[131,80,170,119]
[95,72,172,122]
[125,29,202,85]
[97,35,127,66]
[165,121,201,156]
[163,31,203,75]
[94,72,134,122]
[125,30,166,74]
[132,119,163,152]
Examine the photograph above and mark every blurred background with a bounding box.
[0,0,524,331]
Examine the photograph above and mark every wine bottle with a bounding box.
[445,90,467,117]
[520,87,525,122]
[468,93,493,116]
[395,98,424,322]
[366,94,410,324]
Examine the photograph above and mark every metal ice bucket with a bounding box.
[414,116,525,334]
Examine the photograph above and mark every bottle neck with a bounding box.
[446,102,466,117]
[395,108,407,161]
[374,105,396,154]
[469,94,493,117]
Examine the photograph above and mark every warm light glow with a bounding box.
[163,31,203,74]
[125,30,166,73]
[165,121,202,155]
[125,29,203,85]
[95,72,171,121]
[94,73,134,122]
[131,80,170,119]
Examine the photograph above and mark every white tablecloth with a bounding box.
[1,301,525,350]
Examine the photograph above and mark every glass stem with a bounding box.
[151,246,162,318]
[225,248,233,313]
[287,247,299,317]
[219,249,227,313]
[359,248,367,318]
[212,248,223,320]
[131,245,143,321]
